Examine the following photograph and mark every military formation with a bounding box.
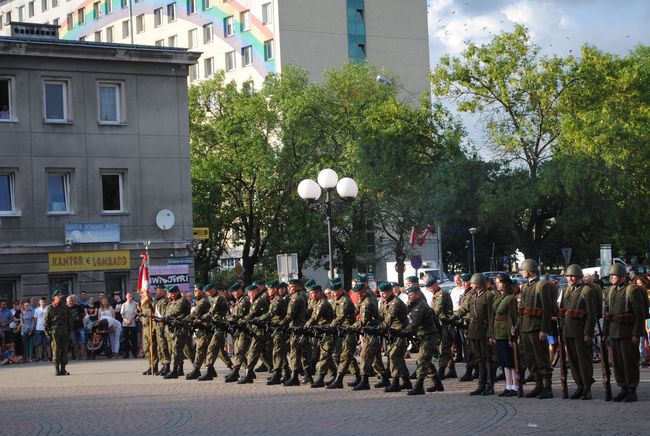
[42,260,647,402]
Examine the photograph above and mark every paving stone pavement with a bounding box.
[0,358,648,435]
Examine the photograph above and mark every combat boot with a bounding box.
[374,372,390,389]
[347,374,362,387]
[198,366,217,381]
[142,367,153,375]
[623,387,637,403]
[612,387,628,402]
[159,364,170,377]
[283,371,301,386]
[407,378,425,396]
[481,384,494,396]
[581,386,592,400]
[384,377,401,393]
[254,363,269,373]
[178,364,184,377]
[237,369,255,384]
[469,383,485,396]
[163,366,179,379]
[224,366,240,383]
[570,387,584,400]
[427,375,445,392]
[311,374,326,388]
[326,373,345,389]
[352,375,370,391]
[60,364,70,375]
[400,376,413,390]
[459,366,473,382]
[267,370,283,385]
[525,382,543,398]
[152,365,159,375]
[302,373,314,384]
[281,367,292,384]
[473,367,479,379]
[538,378,553,399]
[185,365,201,380]
[54,363,61,376]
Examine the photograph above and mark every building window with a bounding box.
[136,14,144,33]
[52,0,58,8]
[187,28,196,48]
[262,2,272,24]
[5,12,11,26]
[167,2,176,22]
[155,39,164,47]
[225,50,235,71]
[241,45,252,66]
[153,7,162,27]
[18,6,24,21]
[204,57,214,77]
[105,0,112,15]
[94,30,101,41]
[78,7,85,25]
[43,79,69,122]
[93,1,101,19]
[101,172,125,212]
[0,78,14,121]
[364,218,375,254]
[49,276,74,295]
[121,0,127,8]
[41,0,48,12]
[28,1,35,17]
[0,171,16,215]
[105,273,127,295]
[223,16,233,36]
[264,39,273,60]
[122,19,129,38]
[347,0,366,64]
[189,64,198,81]
[0,278,18,303]
[240,10,250,31]
[186,0,195,15]
[46,171,71,213]
[168,34,177,47]
[203,0,211,10]
[98,82,123,123]
[53,18,59,26]
[106,25,113,42]
[203,22,213,43]
[66,13,73,28]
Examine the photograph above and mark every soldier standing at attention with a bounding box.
[139,288,158,375]
[517,259,555,399]
[492,273,519,396]
[305,284,336,388]
[236,284,270,384]
[154,285,171,377]
[560,264,598,400]
[456,273,477,382]
[605,264,646,402]
[280,279,307,386]
[326,279,361,389]
[378,281,411,392]
[163,286,192,379]
[199,284,233,381]
[43,289,72,376]
[403,286,444,395]
[224,283,252,383]
[185,284,213,380]
[256,281,288,385]
[428,278,457,380]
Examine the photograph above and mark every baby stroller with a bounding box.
[87,319,114,359]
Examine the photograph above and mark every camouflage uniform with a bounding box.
[43,299,72,375]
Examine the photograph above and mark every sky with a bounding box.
[426,0,650,151]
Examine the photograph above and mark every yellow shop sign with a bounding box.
[48,250,131,273]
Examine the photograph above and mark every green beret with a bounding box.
[288,279,300,285]
[245,284,257,292]
[252,280,264,286]
[228,283,243,292]
[405,285,421,294]
[194,283,203,290]
[460,273,472,282]
[51,288,61,298]
[266,280,280,288]
[202,283,215,292]
[304,279,316,288]
[425,278,437,287]
[405,276,418,283]
[166,285,180,292]
[309,284,322,292]
[329,278,342,290]
[352,283,364,292]
[378,282,392,292]
[279,282,288,288]
[356,273,368,283]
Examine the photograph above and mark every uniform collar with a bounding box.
[528,277,539,285]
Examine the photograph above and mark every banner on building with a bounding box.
[48,250,131,273]
[148,265,190,293]
[65,223,120,243]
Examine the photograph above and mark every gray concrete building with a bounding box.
[0,23,199,300]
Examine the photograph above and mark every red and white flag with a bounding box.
[137,252,150,293]
[418,224,434,246]
[410,226,420,248]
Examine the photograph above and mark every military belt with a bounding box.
[604,312,634,323]
[494,316,509,321]
[520,307,543,317]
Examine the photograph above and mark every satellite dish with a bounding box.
[156,209,175,231]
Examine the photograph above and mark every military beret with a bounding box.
[390,282,399,287]
[288,279,301,285]
[245,284,258,292]
[304,279,316,288]
[329,278,342,290]
[194,283,204,290]
[460,273,472,282]
[356,273,368,283]
[405,275,419,283]
[378,282,392,292]
[425,278,437,287]
[279,282,288,288]
[309,284,322,292]
[252,280,265,286]
[352,283,364,292]
[202,283,215,292]
[51,288,61,298]
[405,285,421,294]
[266,280,280,288]
[228,283,243,292]
[166,285,180,292]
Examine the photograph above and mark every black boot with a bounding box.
[347,374,362,387]
[159,364,170,377]
[267,370,283,385]
[374,372,390,389]
[61,364,70,375]
[538,378,553,399]
[281,367,292,384]
[400,376,413,390]
[437,367,446,380]
[311,374,326,388]
[473,367,479,379]
[324,374,337,386]
[407,378,425,395]
[163,366,179,379]
[224,366,240,383]
[353,375,370,391]
[142,367,153,375]
[237,369,255,384]
[570,387,584,400]
[185,365,201,380]
[469,383,485,396]
[254,363,269,373]
[178,364,184,377]
[198,366,217,381]
[581,386,592,400]
[459,367,473,382]
[613,387,628,402]
[55,363,61,376]
[384,377,401,393]
[481,384,494,395]
[326,373,345,389]
[302,373,314,384]
[446,366,457,379]
[525,382,542,398]
[427,375,445,392]
[623,387,637,403]
[283,371,301,386]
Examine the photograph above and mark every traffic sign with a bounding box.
[193,227,210,239]
[410,255,422,269]
[233,262,245,276]
[561,247,572,267]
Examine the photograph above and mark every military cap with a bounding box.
[304,279,316,288]
[202,283,215,292]
[194,283,204,290]
[51,288,61,298]
[288,279,301,285]
[390,282,399,287]
[228,283,243,292]
[405,285,421,294]
[356,273,368,283]
[166,285,180,292]
[279,282,288,288]
[405,275,419,283]
[352,283,364,292]
[460,273,472,282]
[245,284,258,292]
[309,284,322,292]
[378,282,392,292]
[425,278,437,287]
[252,279,265,287]
[266,280,280,288]
[329,278,343,290]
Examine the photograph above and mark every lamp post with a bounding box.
[298,169,358,279]
[465,240,471,273]
[469,227,477,273]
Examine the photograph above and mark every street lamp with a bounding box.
[298,169,358,279]
[469,227,477,273]
[464,240,471,273]
[376,74,419,102]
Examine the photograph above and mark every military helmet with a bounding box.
[565,264,583,277]
[469,273,486,287]
[608,263,627,277]
[520,258,539,273]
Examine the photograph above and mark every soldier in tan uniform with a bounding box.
[428,278,457,379]
[237,284,270,384]
[605,264,646,402]
[256,281,288,385]
[224,283,251,383]
[326,280,360,389]
[163,286,192,379]
[139,288,158,375]
[280,279,307,386]
[153,285,172,377]
[378,281,411,392]
[185,284,213,380]
[198,284,233,381]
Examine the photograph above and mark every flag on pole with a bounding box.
[137,251,150,293]
[410,226,420,248]
[418,224,434,247]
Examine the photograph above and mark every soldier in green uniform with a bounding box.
[153,285,172,377]
[225,283,252,383]
[199,284,233,381]
[236,284,270,384]
[300,279,317,377]
[491,273,519,396]
[605,264,646,402]
[257,281,288,385]
[280,278,307,386]
[403,286,444,395]
[428,278,457,379]
[185,284,213,380]
[378,281,411,392]
[254,280,273,373]
[350,278,386,390]
[517,258,555,399]
[43,289,73,376]
[306,284,336,388]
[560,264,598,400]
[326,279,361,389]
[456,273,495,395]
[163,286,192,379]
[139,288,158,375]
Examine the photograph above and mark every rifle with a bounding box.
[511,332,524,398]
[556,317,569,399]
[595,320,612,401]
